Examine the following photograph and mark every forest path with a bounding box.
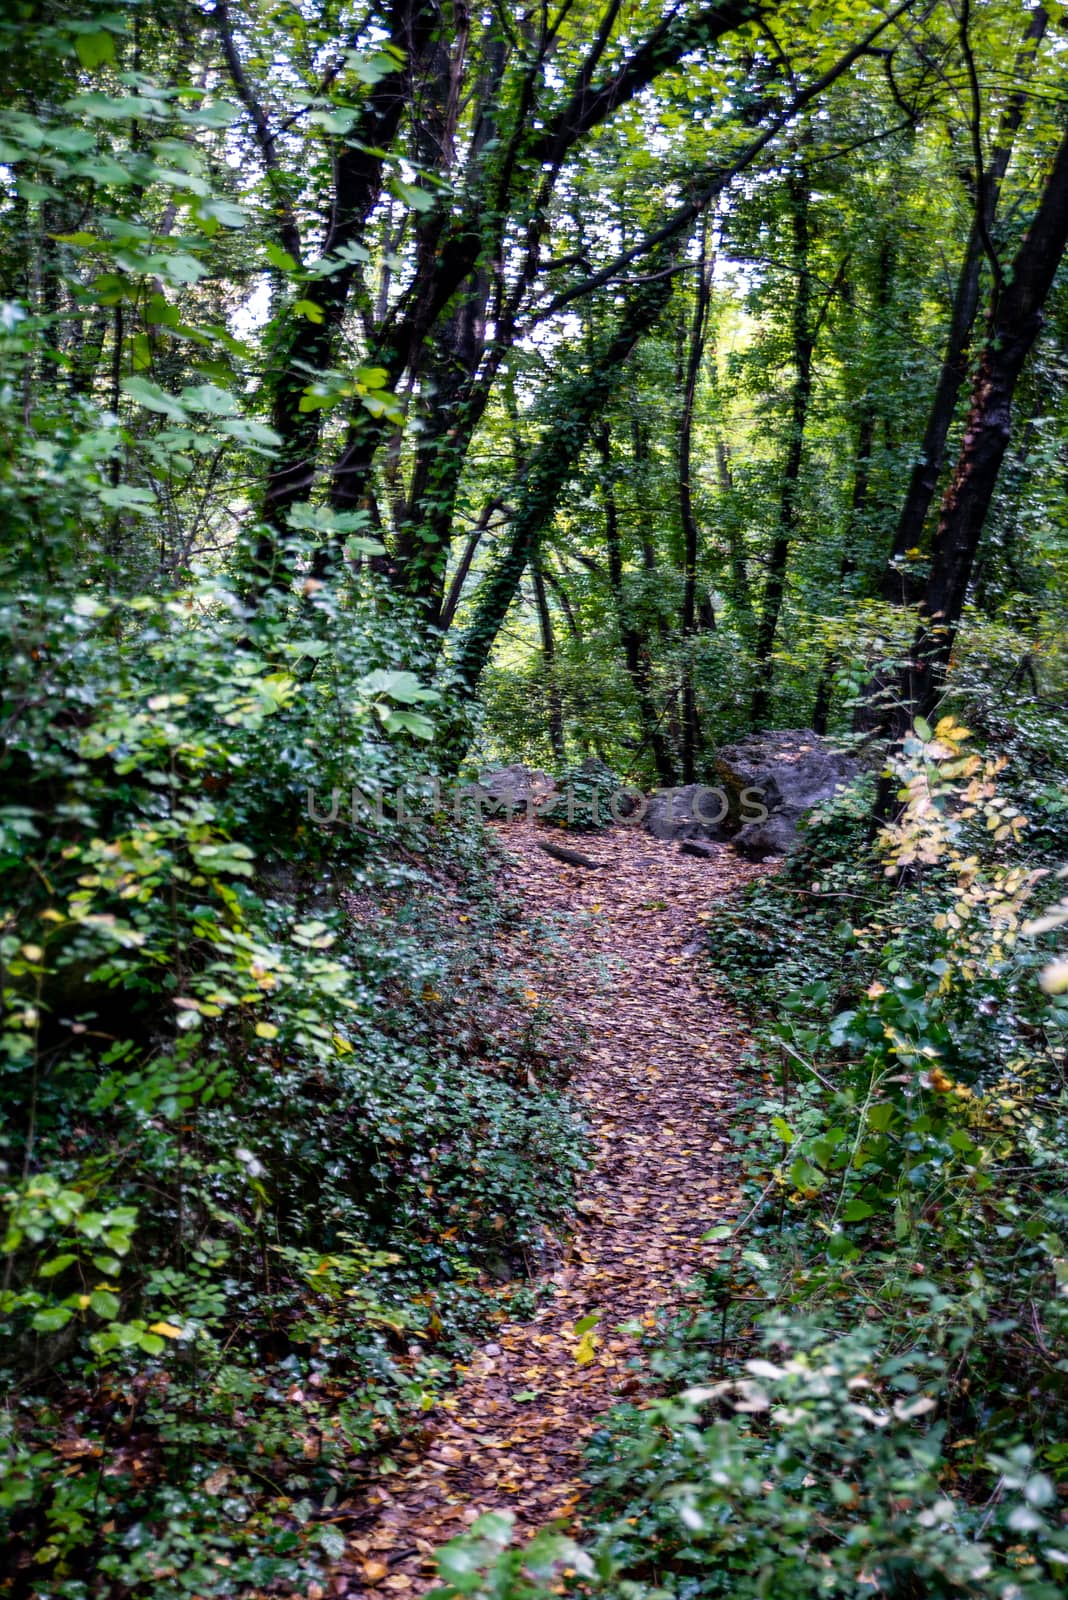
[343,823,764,1595]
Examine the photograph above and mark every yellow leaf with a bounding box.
[149,1321,184,1339]
[574,1330,599,1365]
[255,1021,279,1039]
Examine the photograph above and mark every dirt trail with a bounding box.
[343,823,763,1594]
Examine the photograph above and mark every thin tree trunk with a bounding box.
[448,247,681,713]
[751,164,812,725]
[532,558,565,765]
[813,237,894,731]
[438,497,503,634]
[679,217,715,782]
[542,567,580,639]
[598,423,677,785]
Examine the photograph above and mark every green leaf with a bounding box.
[265,243,298,273]
[219,417,281,450]
[181,382,237,415]
[98,484,157,511]
[75,31,115,71]
[181,101,240,130]
[382,710,435,739]
[89,1289,120,1319]
[358,669,438,704]
[121,376,188,420]
[391,178,436,214]
[31,1305,74,1332]
[842,1198,874,1222]
[38,1254,77,1278]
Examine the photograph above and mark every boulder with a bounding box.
[714,729,859,857]
[476,764,557,814]
[730,811,799,860]
[644,782,730,842]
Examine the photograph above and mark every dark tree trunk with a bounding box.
[448,249,681,711]
[252,0,436,582]
[813,236,894,732]
[438,496,502,634]
[878,116,1068,781]
[630,417,661,577]
[597,423,677,786]
[679,217,715,782]
[319,0,756,590]
[751,165,812,725]
[879,3,1048,602]
[543,568,580,640]
[532,558,566,765]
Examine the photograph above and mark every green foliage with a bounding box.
[429,1511,593,1600]
[5,0,1068,1590]
[421,729,1068,1599]
[541,761,629,833]
[583,1321,1068,1598]
[0,339,585,1595]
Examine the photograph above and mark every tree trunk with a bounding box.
[879,2,1048,602]
[813,236,894,732]
[881,115,1068,763]
[598,423,677,786]
[449,249,680,710]
[532,558,566,765]
[251,0,434,583]
[679,217,715,782]
[751,164,812,725]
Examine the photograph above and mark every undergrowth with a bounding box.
[430,715,1068,1599]
[0,539,587,1595]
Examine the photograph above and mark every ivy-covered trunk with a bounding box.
[446,247,683,728]
[885,116,1068,748]
[879,1,1049,602]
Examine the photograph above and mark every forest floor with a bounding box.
[336,823,767,1596]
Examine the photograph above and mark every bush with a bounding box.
[0,424,587,1593]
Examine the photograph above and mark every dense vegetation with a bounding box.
[1,0,1067,1595]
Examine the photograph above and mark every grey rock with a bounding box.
[731,811,800,860]
[644,783,730,841]
[476,764,557,814]
[714,729,859,857]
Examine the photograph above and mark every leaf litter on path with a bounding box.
[332,823,767,1595]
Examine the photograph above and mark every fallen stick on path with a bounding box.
[536,839,606,870]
